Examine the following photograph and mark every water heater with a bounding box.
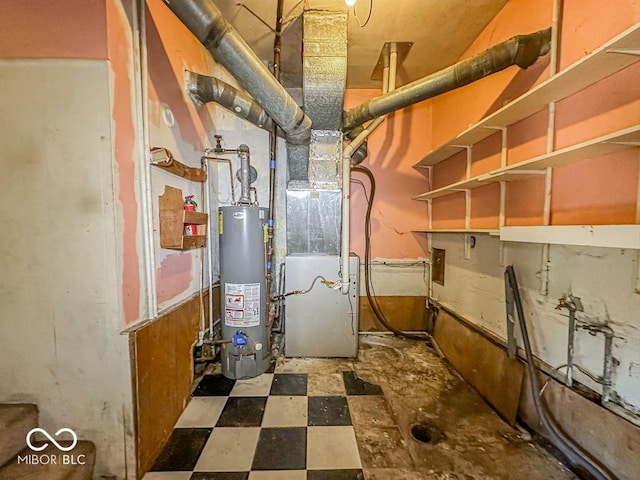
[219,205,270,379]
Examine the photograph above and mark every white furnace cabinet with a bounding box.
[284,255,359,357]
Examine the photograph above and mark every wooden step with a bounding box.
[0,440,95,480]
[0,404,38,468]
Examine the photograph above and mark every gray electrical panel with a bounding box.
[284,255,359,357]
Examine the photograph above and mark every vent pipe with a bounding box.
[343,28,552,131]
[162,0,312,146]
[237,144,252,205]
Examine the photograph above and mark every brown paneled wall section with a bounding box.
[128,287,220,478]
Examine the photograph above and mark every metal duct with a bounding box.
[303,11,347,130]
[186,71,274,130]
[161,0,311,146]
[303,11,347,188]
[343,28,552,131]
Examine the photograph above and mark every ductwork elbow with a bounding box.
[163,0,312,147]
[513,28,552,69]
[186,71,274,129]
[350,141,369,166]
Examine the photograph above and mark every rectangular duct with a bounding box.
[309,129,342,189]
[286,10,348,254]
[302,10,347,130]
[288,10,347,184]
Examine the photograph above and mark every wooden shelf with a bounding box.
[482,125,640,181]
[500,225,640,249]
[414,23,640,168]
[414,124,640,201]
[413,177,486,200]
[414,228,500,235]
[159,186,208,250]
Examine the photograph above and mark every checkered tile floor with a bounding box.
[144,368,384,480]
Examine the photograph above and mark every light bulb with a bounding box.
[345,0,357,6]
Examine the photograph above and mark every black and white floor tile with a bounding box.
[144,367,384,480]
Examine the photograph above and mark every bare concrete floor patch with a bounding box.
[277,334,575,480]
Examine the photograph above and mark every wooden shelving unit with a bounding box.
[414,125,640,201]
[159,186,208,250]
[412,23,640,262]
[414,23,640,169]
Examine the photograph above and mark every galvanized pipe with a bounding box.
[506,266,614,480]
[602,328,614,404]
[238,145,251,204]
[340,48,395,293]
[343,28,552,130]
[162,0,311,145]
[567,308,576,387]
[266,0,284,330]
[187,71,274,130]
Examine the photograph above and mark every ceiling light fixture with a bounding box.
[345,0,357,6]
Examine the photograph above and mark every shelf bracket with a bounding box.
[636,251,640,295]
[464,234,473,260]
[607,141,640,146]
[606,48,640,56]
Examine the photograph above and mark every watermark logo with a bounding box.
[26,428,78,452]
[18,428,85,466]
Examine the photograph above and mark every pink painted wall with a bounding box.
[156,253,193,304]
[429,0,640,228]
[346,89,430,259]
[146,0,216,153]
[107,1,142,324]
[0,0,108,59]
[146,0,216,305]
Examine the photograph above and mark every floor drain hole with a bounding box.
[410,424,432,443]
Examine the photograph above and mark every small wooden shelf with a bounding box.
[414,124,640,201]
[414,228,500,235]
[414,23,640,168]
[159,186,208,250]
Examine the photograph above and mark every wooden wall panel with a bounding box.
[433,309,524,425]
[519,373,640,480]
[129,289,216,478]
[358,296,428,332]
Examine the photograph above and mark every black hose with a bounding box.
[352,165,428,341]
[505,265,615,480]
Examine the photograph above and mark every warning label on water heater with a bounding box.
[224,283,260,327]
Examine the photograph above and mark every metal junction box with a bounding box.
[284,255,359,357]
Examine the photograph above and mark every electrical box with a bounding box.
[432,248,445,286]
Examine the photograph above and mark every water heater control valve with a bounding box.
[232,331,248,347]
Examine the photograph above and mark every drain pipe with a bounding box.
[162,0,311,146]
[343,28,552,130]
[505,266,614,480]
[340,47,394,293]
[341,117,386,294]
